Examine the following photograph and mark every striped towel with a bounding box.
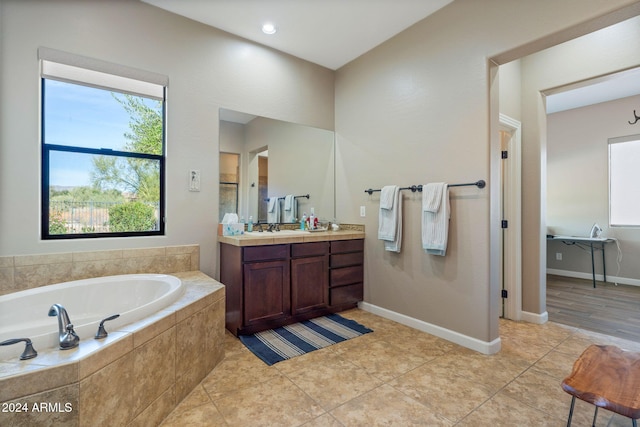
[422,183,449,256]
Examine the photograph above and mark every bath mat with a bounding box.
[239,314,373,366]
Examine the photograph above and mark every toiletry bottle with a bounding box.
[248,216,253,232]
[301,213,307,230]
[309,212,315,230]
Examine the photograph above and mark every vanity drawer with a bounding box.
[330,252,363,268]
[331,283,363,307]
[292,241,329,258]
[243,244,289,262]
[330,265,363,287]
[331,239,364,254]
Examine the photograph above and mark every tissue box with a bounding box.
[220,223,245,236]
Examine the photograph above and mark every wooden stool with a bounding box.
[562,345,640,426]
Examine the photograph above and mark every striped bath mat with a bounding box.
[239,314,373,365]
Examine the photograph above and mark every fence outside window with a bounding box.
[49,200,160,234]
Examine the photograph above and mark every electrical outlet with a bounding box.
[189,170,200,191]
[556,252,562,261]
[360,206,366,217]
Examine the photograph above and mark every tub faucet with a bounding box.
[48,304,80,350]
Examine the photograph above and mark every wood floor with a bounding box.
[547,274,640,342]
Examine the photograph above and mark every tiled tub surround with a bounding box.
[0,271,225,427]
[0,244,200,296]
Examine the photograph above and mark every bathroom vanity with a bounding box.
[219,229,364,336]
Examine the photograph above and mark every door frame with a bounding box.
[499,113,522,320]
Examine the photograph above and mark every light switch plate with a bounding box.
[360,206,366,217]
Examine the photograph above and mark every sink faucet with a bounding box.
[48,304,80,350]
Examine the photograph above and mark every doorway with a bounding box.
[219,152,240,222]
[499,114,522,321]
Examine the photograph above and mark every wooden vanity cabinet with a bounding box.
[221,241,334,336]
[221,244,290,335]
[329,239,364,310]
[291,242,329,316]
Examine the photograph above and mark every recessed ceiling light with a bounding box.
[261,23,277,35]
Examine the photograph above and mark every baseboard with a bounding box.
[358,302,501,355]
[546,269,640,287]
[520,310,548,324]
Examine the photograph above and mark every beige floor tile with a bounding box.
[330,384,453,426]
[201,349,282,400]
[172,384,212,413]
[213,375,324,427]
[530,349,577,381]
[332,338,430,382]
[160,402,227,426]
[457,393,566,426]
[389,361,494,422]
[300,413,344,427]
[501,369,594,424]
[160,310,640,426]
[285,351,383,410]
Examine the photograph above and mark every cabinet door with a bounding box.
[243,260,290,325]
[291,255,329,315]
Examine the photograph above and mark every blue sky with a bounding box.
[44,80,158,188]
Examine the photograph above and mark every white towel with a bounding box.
[378,185,402,252]
[283,195,297,223]
[422,183,449,256]
[267,197,280,223]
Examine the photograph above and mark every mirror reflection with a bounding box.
[219,109,335,224]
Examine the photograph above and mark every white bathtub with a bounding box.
[0,274,184,361]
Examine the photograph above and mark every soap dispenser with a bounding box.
[248,216,253,232]
[301,213,307,230]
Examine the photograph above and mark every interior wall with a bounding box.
[546,94,640,283]
[499,60,522,122]
[244,117,335,222]
[335,0,640,345]
[0,0,334,278]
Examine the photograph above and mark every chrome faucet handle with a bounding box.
[95,314,120,339]
[0,338,38,360]
[59,323,80,350]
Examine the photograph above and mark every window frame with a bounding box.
[608,133,640,228]
[39,53,167,239]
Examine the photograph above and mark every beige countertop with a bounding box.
[218,229,365,247]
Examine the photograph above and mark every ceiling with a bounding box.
[546,67,640,114]
[141,0,453,70]
[143,0,639,114]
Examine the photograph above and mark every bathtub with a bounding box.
[0,274,184,361]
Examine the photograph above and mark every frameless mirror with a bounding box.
[219,109,335,224]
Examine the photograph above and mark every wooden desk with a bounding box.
[548,235,615,288]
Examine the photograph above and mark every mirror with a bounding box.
[219,109,335,224]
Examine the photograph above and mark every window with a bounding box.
[609,134,640,227]
[40,48,167,239]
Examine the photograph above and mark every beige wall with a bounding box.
[547,94,640,283]
[220,117,335,223]
[244,117,335,222]
[0,0,334,278]
[335,0,640,345]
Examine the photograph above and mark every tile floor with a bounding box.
[160,309,640,426]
